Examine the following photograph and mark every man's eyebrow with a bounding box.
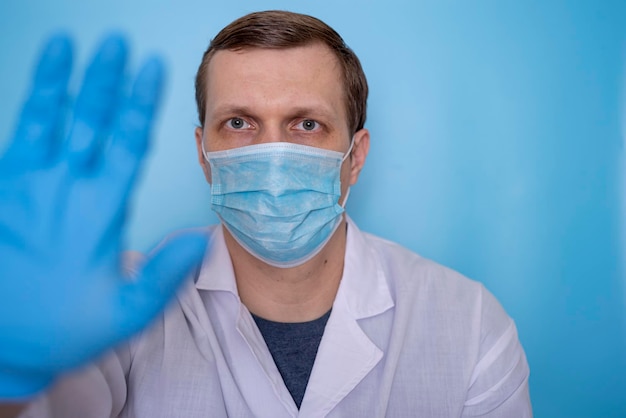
[209,105,256,119]
[287,106,337,120]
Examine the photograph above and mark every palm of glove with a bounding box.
[0,34,207,398]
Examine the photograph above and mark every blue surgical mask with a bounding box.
[202,140,353,268]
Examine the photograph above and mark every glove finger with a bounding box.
[66,34,128,173]
[114,56,165,157]
[97,56,165,206]
[2,34,73,170]
[114,231,208,336]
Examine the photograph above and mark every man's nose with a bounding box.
[254,123,289,144]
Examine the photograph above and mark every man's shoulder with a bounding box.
[356,227,512,326]
[359,228,516,354]
[360,229,484,295]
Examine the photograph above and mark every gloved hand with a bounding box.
[0,34,208,399]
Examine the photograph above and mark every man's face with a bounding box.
[195,42,369,203]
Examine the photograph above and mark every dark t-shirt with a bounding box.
[252,310,332,409]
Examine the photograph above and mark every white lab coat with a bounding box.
[22,217,531,417]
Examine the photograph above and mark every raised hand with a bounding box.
[0,34,207,399]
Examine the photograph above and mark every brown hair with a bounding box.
[194,10,368,134]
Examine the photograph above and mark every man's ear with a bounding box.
[195,127,211,183]
[349,128,370,186]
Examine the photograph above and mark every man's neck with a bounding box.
[224,219,347,323]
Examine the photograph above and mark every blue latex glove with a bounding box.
[0,34,208,399]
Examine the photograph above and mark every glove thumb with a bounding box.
[115,231,209,337]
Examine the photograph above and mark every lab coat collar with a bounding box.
[339,216,395,320]
[195,224,239,295]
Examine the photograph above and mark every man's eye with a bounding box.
[227,118,250,129]
[297,120,319,131]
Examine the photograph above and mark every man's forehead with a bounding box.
[203,44,346,116]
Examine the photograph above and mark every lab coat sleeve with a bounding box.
[461,286,532,417]
[18,345,130,418]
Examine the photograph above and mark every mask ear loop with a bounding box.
[340,188,351,208]
[340,136,355,207]
[341,136,355,163]
[201,140,210,163]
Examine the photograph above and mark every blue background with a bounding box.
[1,1,624,416]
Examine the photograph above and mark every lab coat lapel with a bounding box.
[299,217,394,417]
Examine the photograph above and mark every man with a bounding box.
[0,10,531,417]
